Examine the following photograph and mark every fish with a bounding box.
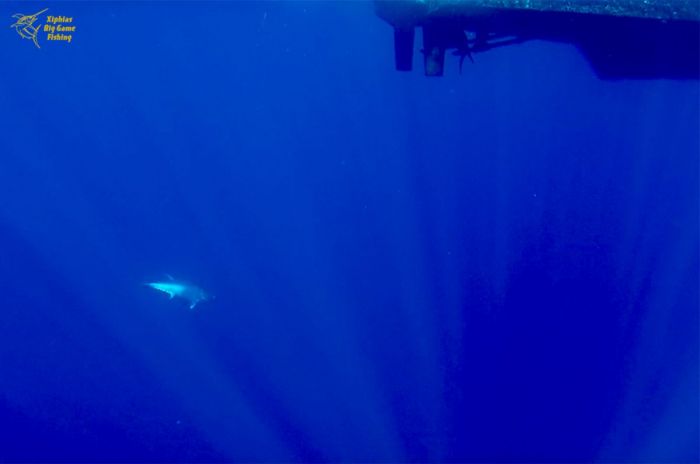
[145,275,213,309]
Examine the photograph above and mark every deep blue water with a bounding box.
[1,2,698,462]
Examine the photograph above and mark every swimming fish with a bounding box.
[145,275,212,309]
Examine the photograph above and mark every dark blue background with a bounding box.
[1,2,698,462]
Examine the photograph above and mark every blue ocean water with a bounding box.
[0,2,698,462]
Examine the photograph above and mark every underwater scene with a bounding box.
[1,1,698,462]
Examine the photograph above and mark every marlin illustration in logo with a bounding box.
[10,8,48,49]
[145,275,213,309]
